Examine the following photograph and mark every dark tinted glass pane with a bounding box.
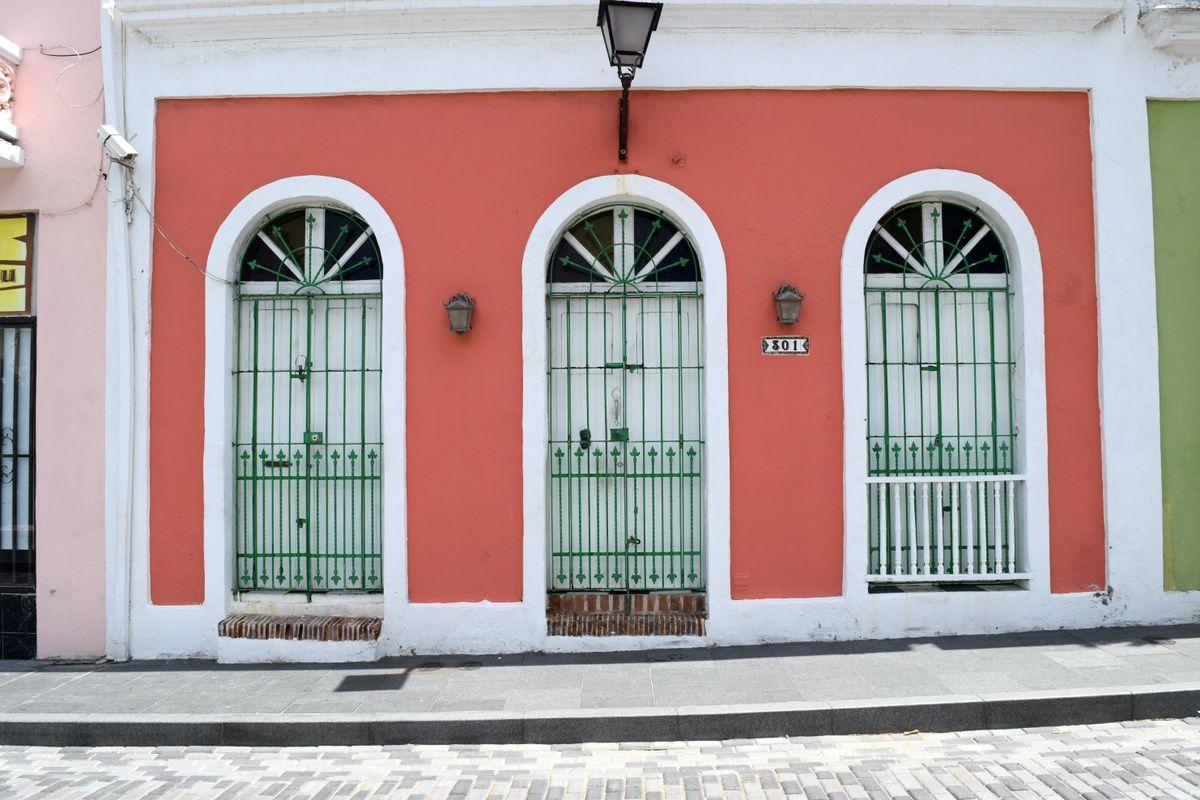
[240,231,288,283]
[940,202,1005,275]
[549,239,603,283]
[273,209,307,262]
[640,238,698,284]
[325,208,381,281]
[569,213,613,266]
[633,209,699,283]
[865,203,922,274]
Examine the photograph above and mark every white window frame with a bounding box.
[842,170,1050,598]
[521,175,731,647]
[202,176,407,648]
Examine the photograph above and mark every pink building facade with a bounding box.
[0,0,106,659]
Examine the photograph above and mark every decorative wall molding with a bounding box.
[115,0,1124,46]
[1141,4,1200,56]
[0,34,21,166]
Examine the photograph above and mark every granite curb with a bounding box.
[0,683,1197,746]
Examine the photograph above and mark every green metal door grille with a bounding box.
[233,206,383,596]
[547,204,704,593]
[864,200,1021,580]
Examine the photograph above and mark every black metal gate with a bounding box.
[0,320,34,659]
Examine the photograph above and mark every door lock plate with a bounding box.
[610,428,629,442]
[304,431,324,445]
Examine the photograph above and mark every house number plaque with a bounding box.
[762,336,810,355]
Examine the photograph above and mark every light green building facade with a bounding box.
[1149,101,1200,591]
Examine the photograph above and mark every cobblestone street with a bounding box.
[0,718,1198,799]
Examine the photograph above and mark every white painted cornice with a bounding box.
[0,139,23,169]
[1141,4,1200,56]
[115,0,1124,46]
[0,34,22,65]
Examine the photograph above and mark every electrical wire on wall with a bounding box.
[44,148,106,217]
[37,44,103,110]
[31,44,107,216]
[127,182,233,286]
[29,40,224,284]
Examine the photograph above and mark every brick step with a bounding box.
[217,614,381,643]
[547,592,707,636]
[547,592,707,616]
[547,612,705,637]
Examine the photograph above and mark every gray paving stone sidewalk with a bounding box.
[0,624,1198,718]
[1,624,1200,746]
[0,623,1190,714]
[1,719,1199,799]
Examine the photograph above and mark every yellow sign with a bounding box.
[0,214,31,315]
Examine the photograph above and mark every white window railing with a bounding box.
[866,475,1027,582]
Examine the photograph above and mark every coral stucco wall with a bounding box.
[149,90,1103,604]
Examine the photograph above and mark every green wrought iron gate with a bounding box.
[233,206,383,596]
[547,205,704,593]
[864,200,1021,581]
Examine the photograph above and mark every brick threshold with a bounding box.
[218,614,381,642]
[547,592,707,637]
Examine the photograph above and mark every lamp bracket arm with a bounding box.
[618,73,632,162]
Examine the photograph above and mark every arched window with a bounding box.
[232,205,383,596]
[864,199,1019,582]
[545,204,705,594]
[238,206,381,288]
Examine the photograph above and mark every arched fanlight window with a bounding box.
[548,205,699,287]
[866,200,1007,285]
[239,206,381,288]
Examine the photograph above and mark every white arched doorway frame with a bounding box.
[201,176,407,648]
[841,169,1051,602]
[521,175,731,647]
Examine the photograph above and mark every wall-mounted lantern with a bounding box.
[597,0,663,162]
[444,292,476,335]
[773,284,804,326]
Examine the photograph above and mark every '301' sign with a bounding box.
[761,336,810,356]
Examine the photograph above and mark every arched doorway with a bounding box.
[545,203,705,596]
[232,204,384,597]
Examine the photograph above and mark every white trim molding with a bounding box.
[840,169,1052,603]
[102,0,134,660]
[521,174,732,651]
[129,175,407,659]
[0,34,21,66]
[0,140,22,169]
[1141,4,1200,56]
[116,0,1123,46]
[207,176,406,655]
[0,33,19,161]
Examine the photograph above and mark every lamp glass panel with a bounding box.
[448,307,472,331]
[610,5,657,56]
[600,16,615,63]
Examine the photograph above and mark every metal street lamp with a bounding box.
[597,0,663,162]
